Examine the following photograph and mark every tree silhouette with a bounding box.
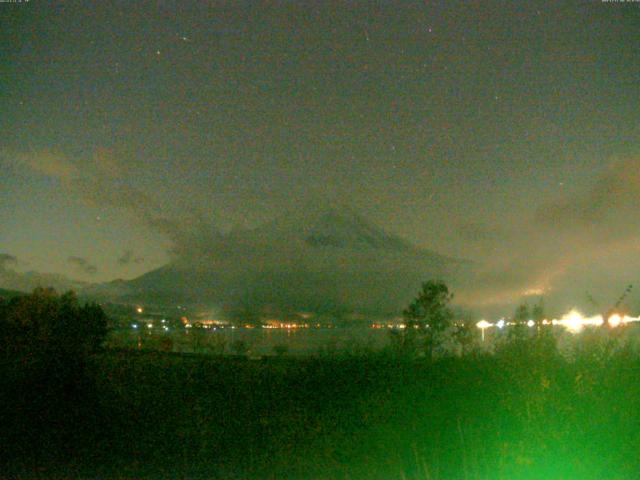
[0,288,109,453]
[402,280,454,358]
[531,300,544,325]
[0,287,108,361]
[513,303,530,323]
[452,320,475,356]
[531,299,550,336]
[509,302,530,342]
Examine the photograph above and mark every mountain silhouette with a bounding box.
[86,206,466,319]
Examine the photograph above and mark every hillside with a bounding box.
[85,206,468,318]
[0,287,27,300]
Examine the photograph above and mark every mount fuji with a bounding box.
[85,206,467,319]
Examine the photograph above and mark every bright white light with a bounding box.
[556,309,603,334]
[476,320,492,329]
[132,324,138,329]
[608,314,622,328]
[476,319,492,341]
[466,309,639,336]
[563,310,585,333]
[147,323,153,329]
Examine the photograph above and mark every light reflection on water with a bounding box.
[109,327,394,355]
[108,324,640,356]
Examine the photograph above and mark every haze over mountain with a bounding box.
[0,254,88,294]
[85,206,466,319]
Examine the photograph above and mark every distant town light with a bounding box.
[476,319,492,342]
[476,320,492,330]
[136,306,143,314]
[555,309,604,334]
[523,287,545,296]
[608,314,622,328]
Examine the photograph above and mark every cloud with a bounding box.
[454,156,640,316]
[536,157,640,230]
[9,147,222,259]
[67,256,98,275]
[457,222,500,242]
[0,254,84,293]
[117,250,144,266]
[14,149,79,184]
[11,146,640,316]
[147,214,223,257]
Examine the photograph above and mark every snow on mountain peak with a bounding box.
[250,205,412,252]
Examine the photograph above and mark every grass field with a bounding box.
[3,334,640,479]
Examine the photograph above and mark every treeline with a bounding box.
[0,287,107,359]
[2,286,640,479]
[0,288,109,471]
[392,280,552,358]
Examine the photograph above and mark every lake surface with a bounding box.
[106,323,640,356]
[108,327,398,355]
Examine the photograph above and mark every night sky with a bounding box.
[1,1,639,313]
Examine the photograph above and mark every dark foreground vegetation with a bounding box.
[2,289,640,479]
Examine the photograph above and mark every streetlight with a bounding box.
[476,320,492,342]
